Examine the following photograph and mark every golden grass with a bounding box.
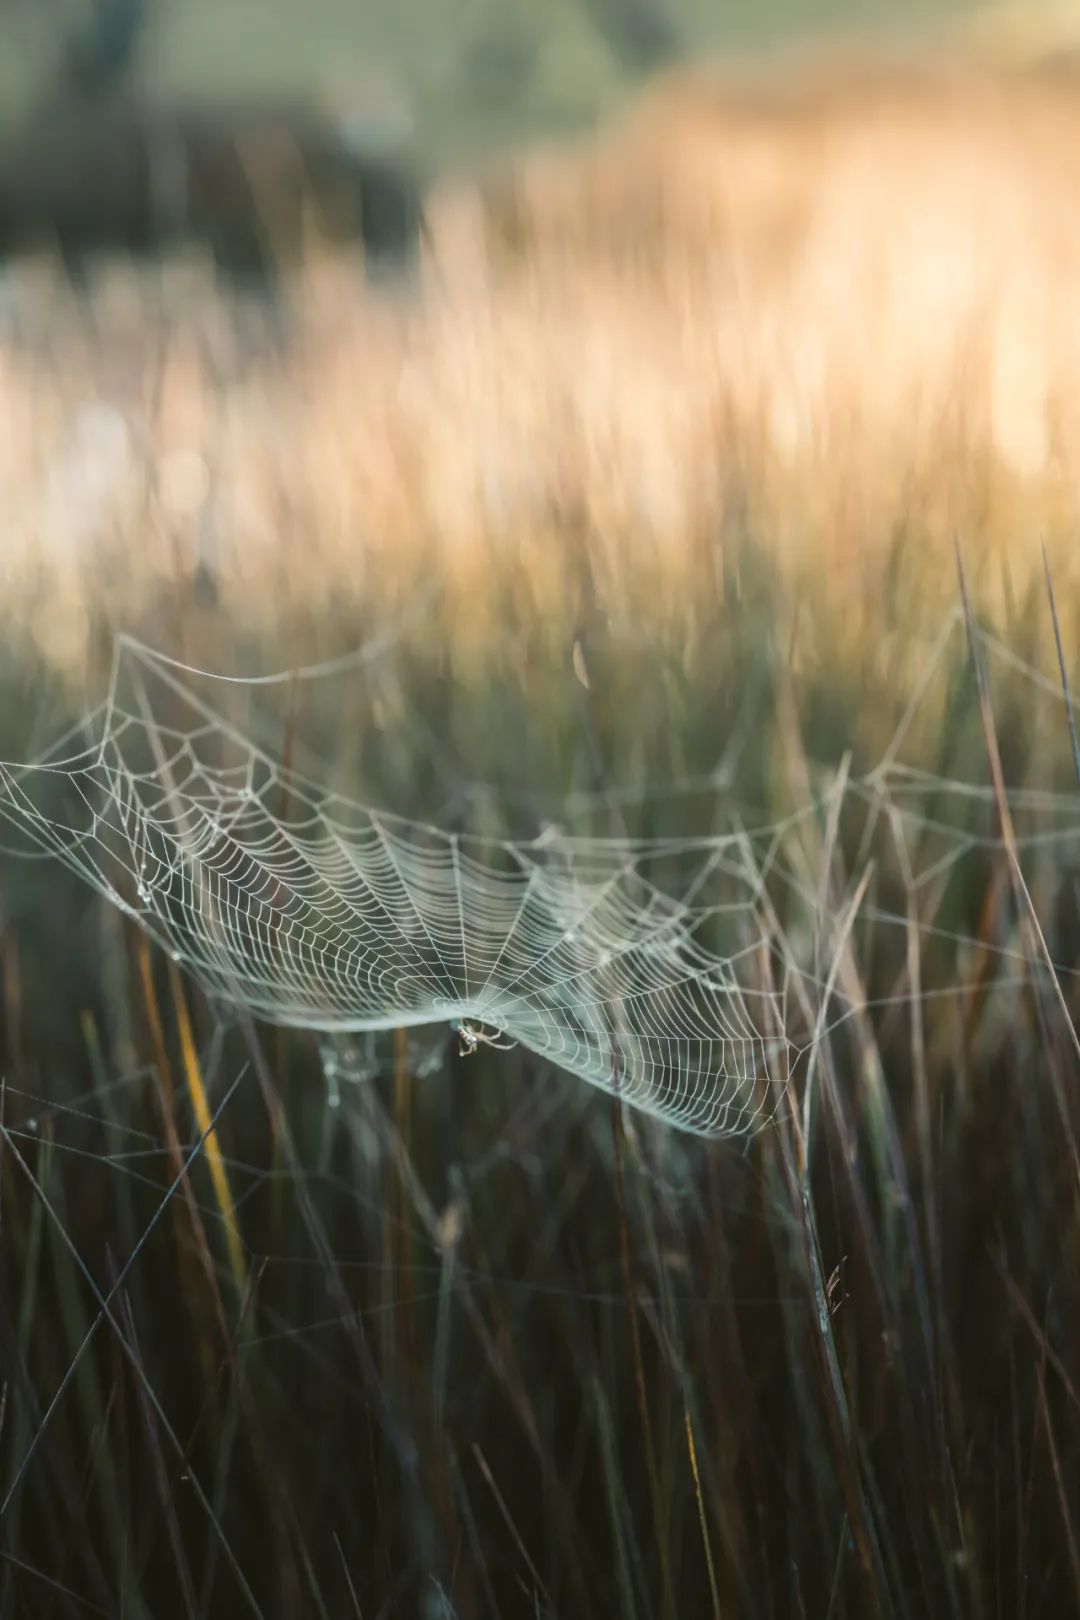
[6,33,1080,693]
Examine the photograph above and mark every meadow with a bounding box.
[4,24,1080,1620]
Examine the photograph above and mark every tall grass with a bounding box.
[3,569,1080,1615]
[12,43,1080,694]
[5,42,1080,1615]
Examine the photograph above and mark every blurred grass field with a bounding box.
[0,0,993,172]
[5,6,1080,1618]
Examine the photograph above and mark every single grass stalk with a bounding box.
[955,542,1080,1179]
[393,1024,417,1381]
[994,1257,1080,1416]
[1041,543,1080,791]
[168,959,248,1299]
[333,1530,365,1620]
[611,1089,677,1619]
[0,1548,117,1619]
[591,1372,641,1620]
[136,932,232,1358]
[684,1403,723,1620]
[1036,1343,1080,1608]
[471,1441,552,1613]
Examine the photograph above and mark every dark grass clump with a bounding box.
[3,579,1080,1619]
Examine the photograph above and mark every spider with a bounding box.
[454,1019,517,1058]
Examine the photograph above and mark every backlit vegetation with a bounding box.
[4,27,1080,1618]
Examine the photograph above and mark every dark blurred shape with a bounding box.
[0,101,423,276]
[60,0,145,97]
[580,0,680,70]
[0,0,422,278]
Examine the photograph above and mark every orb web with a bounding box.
[0,638,791,1137]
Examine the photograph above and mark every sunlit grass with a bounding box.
[4,33,1080,1616]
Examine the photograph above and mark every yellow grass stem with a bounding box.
[169,959,248,1299]
[684,1405,723,1620]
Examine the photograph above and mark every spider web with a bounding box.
[0,638,792,1137]
[4,610,1079,1139]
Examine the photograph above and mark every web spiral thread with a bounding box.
[0,642,790,1136]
